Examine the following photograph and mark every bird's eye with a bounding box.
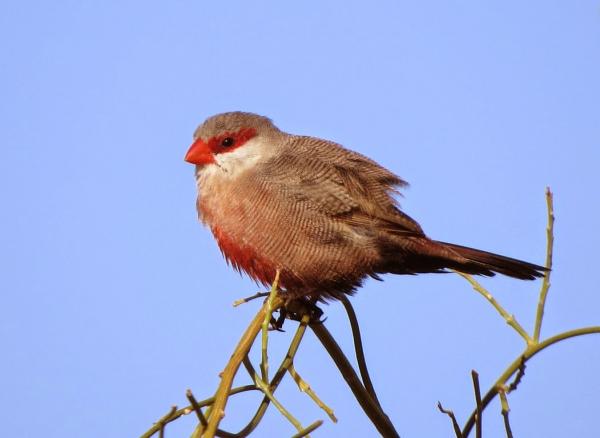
[221,137,235,147]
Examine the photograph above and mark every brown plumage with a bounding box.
[185,112,547,301]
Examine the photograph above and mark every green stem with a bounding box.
[310,321,400,438]
[203,294,284,438]
[288,362,337,422]
[533,188,554,342]
[291,420,324,438]
[462,326,600,437]
[457,272,533,345]
[261,271,280,382]
[339,295,381,408]
[230,316,311,437]
[244,357,306,433]
[498,390,514,438]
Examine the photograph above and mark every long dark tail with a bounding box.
[435,240,548,280]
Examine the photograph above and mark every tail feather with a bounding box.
[435,240,548,280]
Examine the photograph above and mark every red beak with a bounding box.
[185,138,215,165]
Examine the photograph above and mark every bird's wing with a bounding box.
[261,136,425,236]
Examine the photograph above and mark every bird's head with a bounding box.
[185,112,283,173]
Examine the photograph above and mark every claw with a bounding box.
[282,298,324,323]
[270,310,287,331]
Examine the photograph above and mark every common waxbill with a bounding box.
[185,112,546,301]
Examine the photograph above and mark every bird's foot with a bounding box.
[269,311,287,332]
[268,298,325,331]
[282,297,325,324]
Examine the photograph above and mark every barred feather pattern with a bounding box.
[191,112,546,301]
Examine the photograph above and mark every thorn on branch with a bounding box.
[507,356,526,393]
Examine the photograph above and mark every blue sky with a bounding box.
[1,1,599,437]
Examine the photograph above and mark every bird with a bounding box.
[185,112,547,302]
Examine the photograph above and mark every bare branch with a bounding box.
[291,420,324,438]
[310,321,399,437]
[499,390,514,438]
[534,187,555,341]
[471,371,482,438]
[456,272,533,345]
[461,326,600,436]
[437,402,463,438]
[339,295,381,408]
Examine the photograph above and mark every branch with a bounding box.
[261,271,280,382]
[156,406,176,438]
[203,286,284,437]
[461,326,600,436]
[339,295,381,408]
[309,321,400,437]
[243,357,306,433]
[471,371,482,438]
[288,362,337,422]
[456,272,533,345]
[498,390,514,438]
[533,187,554,341]
[231,313,313,437]
[291,420,324,438]
[437,402,463,438]
[186,389,208,427]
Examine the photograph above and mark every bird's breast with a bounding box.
[209,224,277,286]
[196,169,280,286]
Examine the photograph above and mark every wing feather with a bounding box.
[261,135,424,236]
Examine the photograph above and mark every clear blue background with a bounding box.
[1,1,599,437]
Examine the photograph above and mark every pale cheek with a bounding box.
[214,154,230,171]
[195,137,270,194]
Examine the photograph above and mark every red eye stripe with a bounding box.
[208,128,257,155]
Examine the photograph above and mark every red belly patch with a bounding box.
[211,225,276,287]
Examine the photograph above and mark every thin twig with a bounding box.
[186,389,208,426]
[233,292,270,307]
[141,386,259,438]
[507,357,526,392]
[339,295,381,408]
[203,293,284,437]
[291,420,324,438]
[153,405,177,438]
[437,402,463,438]
[499,390,514,438]
[471,371,482,438]
[288,363,337,422]
[461,326,600,436]
[243,357,307,434]
[309,321,400,438]
[233,315,312,437]
[456,272,533,345]
[261,271,280,382]
[534,187,554,342]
